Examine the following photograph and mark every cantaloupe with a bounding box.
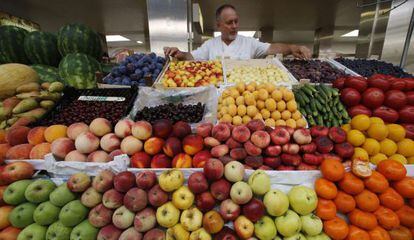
[0,63,39,99]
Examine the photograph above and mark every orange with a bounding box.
[338,172,364,195]
[348,209,378,231]
[355,190,380,212]
[323,217,349,240]
[363,171,389,193]
[368,226,391,240]
[374,206,400,230]
[316,198,337,220]
[321,159,345,182]
[393,177,414,198]
[377,159,407,181]
[379,188,405,211]
[315,178,338,199]
[347,225,370,240]
[334,191,356,214]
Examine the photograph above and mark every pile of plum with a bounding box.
[283,59,347,83]
[335,58,413,78]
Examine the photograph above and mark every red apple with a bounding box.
[1,161,34,184]
[148,184,168,207]
[242,198,265,223]
[135,171,156,190]
[210,179,231,201]
[130,152,151,168]
[203,159,224,181]
[114,171,136,193]
[219,199,240,222]
[195,192,216,213]
[188,172,209,194]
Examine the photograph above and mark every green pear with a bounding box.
[248,170,270,195]
[288,186,317,215]
[17,223,47,240]
[50,183,77,207]
[33,201,61,226]
[3,179,33,205]
[306,233,331,240]
[275,210,301,237]
[254,216,277,240]
[263,189,289,217]
[46,221,73,240]
[9,202,37,228]
[283,233,307,240]
[59,200,89,227]
[301,214,323,236]
[25,179,56,203]
[70,220,98,240]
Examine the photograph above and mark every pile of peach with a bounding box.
[315,159,414,240]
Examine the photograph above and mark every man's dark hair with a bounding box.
[215,4,236,21]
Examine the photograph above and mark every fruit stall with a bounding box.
[1,22,414,240]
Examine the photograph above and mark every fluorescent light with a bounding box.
[106,35,130,42]
[136,41,143,44]
[214,31,256,37]
[341,30,359,37]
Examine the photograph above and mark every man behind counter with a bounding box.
[164,4,312,60]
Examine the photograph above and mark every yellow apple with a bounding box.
[172,186,194,210]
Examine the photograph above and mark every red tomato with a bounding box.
[367,75,391,91]
[333,77,346,90]
[344,77,368,93]
[404,78,414,91]
[362,88,385,109]
[407,91,414,105]
[348,105,372,117]
[399,106,414,124]
[385,90,407,110]
[390,79,407,91]
[341,88,361,107]
[402,124,414,139]
[373,106,399,123]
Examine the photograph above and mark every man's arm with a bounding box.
[267,43,312,59]
[164,47,194,60]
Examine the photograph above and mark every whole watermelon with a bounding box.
[59,53,101,89]
[31,64,61,83]
[24,31,61,66]
[0,26,29,64]
[57,24,102,60]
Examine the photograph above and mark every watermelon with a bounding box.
[59,53,101,89]
[24,31,61,66]
[0,26,29,64]
[31,64,61,83]
[57,23,102,60]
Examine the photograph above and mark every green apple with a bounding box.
[25,179,56,203]
[9,202,37,228]
[46,221,73,240]
[156,201,180,228]
[33,201,61,226]
[50,183,77,207]
[159,169,184,192]
[275,210,301,237]
[254,216,277,240]
[283,233,307,240]
[3,179,33,205]
[59,200,88,227]
[301,214,323,236]
[70,220,98,240]
[248,170,270,195]
[17,223,47,240]
[288,186,317,215]
[306,233,331,240]
[263,189,289,217]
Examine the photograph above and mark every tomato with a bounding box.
[385,90,407,110]
[402,124,414,139]
[399,106,414,124]
[349,105,372,117]
[373,106,399,123]
[406,91,414,105]
[362,88,385,109]
[405,78,414,91]
[368,75,391,91]
[390,78,407,91]
[341,88,361,107]
[345,77,368,93]
[333,77,346,90]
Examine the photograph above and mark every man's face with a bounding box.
[217,8,239,41]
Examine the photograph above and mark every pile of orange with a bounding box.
[316,159,414,240]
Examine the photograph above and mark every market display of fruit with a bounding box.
[334,75,414,125]
[218,82,307,128]
[103,53,166,86]
[135,103,205,123]
[335,57,413,78]
[283,59,348,83]
[226,64,291,85]
[161,60,223,87]
[294,84,349,127]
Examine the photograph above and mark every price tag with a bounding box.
[77,96,126,102]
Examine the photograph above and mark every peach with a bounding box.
[264,145,282,157]
[219,155,235,165]
[89,118,112,137]
[10,116,35,128]
[0,205,13,230]
[152,119,172,138]
[244,141,262,156]
[212,123,231,142]
[211,144,229,158]
[231,125,251,143]
[172,153,192,168]
[5,144,33,159]
[0,144,11,164]
[247,119,265,132]
[87,150,111,163]
[75,132,100,154]
[193,150,212,168]
[120,136,143,155]
[245,156,263,168]
[144,137,165,155]
[250,130,271,149]
[100,133,121,152]
[151,154,172,168]
[5,126,30,146]
[172,121,191,139]
[29,142,51,159]
[115,119,134,138]
[27,126,47,145]
[162,137,182,157]
[130,151,151,168]
[44,124,68,143]
[67,122,89,140]
[204,137,220,148]
[0,226,21,240]
[183,134,204,155]
[0,129,5,143]
[196,122,213,137]
[230,148,247,160]
[225,138,242,149]
[109,149,124,160]
[132,121,153,140]
[51,137,75,159]
[65,150,88,162]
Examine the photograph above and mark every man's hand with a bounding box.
[164,47,181,58]
[290,45,312,59]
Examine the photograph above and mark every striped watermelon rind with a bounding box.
[57,23,102,60]
[31,64,62,83]
[24,31,61,66]
[0,26,29,64]
[59,53,101,89]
